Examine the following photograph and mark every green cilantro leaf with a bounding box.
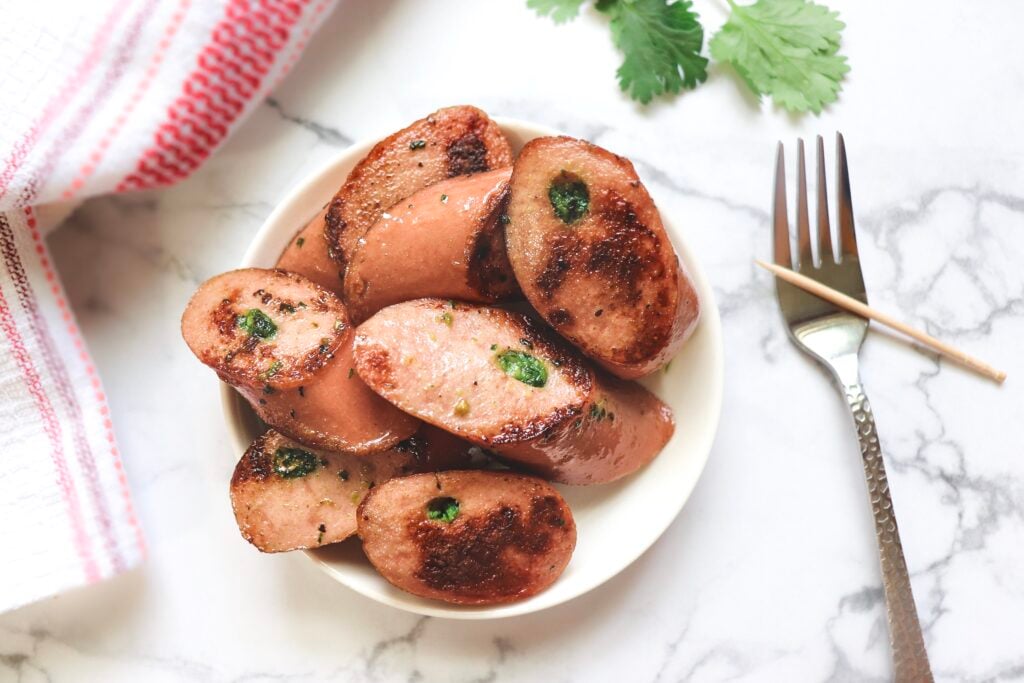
[598,0,708,104]
[527,0,586,24]
[709,0,849,114]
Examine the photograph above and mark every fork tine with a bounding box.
[835,132,859,258]
[773,142,792,267]
[795,139,812,268]
[816,136,834,262]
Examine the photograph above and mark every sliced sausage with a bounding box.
[497,371,675,485]
[352,299,673,484]
[181,268,347,390]
[324,105,513,273]
[343,168,519,324]
[505,136,700,379]
[276,205,344,296]
[357,471,576,605]
[236,331,420,454]
[231,428,474,553]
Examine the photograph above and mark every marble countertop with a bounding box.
[3,1,1023,680]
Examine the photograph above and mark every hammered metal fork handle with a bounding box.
[840,378,934,682]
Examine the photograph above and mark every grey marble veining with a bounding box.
[2,0,1023,681]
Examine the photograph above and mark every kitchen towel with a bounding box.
[0,0,336,613]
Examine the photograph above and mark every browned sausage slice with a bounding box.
[496,372,675,485]
[357,471,576,605]
[352,299,672,484]
[505,136,700,379]
[236,331,420,454]
[181,268,347,389]
[353,299,590,445]
[230,428,474,553]
[275,205,343,295]
[343,168,519,324]
[324,105,513,273]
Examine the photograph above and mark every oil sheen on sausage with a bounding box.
[230,428,474,553]
[276,205,343,295]
[357,471,576,605]
[352,299,673,484]
[181,268,347,390]
[505,136,700,379]
[343,168,519,324]
[236,331,420,454]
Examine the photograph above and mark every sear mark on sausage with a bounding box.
[358,471,575,603]
[446,111,492,177]
[232,431,277,484]
[355,345,395,390]
[465,187,516,299]
[411,495,566,594]
[587,191,665,301]
[535,190,664,311]
[323,197,348,265]
[547,308,573,328]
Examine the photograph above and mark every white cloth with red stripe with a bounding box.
[0,0,336,613]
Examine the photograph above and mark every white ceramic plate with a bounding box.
[221,118,723,619]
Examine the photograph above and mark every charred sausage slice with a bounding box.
[505,136,700,379]
[324,105,513,273]
[353,298,591,446]
[276,205,344,296]
[352,299,672,484]
[343,168,519,324]
[181,268,347,390]
[357,471,576,605]
[495,371,674,485]
[236,331,420,454]
[230,428,474,553]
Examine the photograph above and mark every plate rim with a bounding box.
[220,116,724,619]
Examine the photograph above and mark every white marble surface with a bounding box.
[3,1,1024,680]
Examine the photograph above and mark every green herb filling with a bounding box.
[426,496,460,523]
[548,172,589,224]
[496,349,548,388]
[273,447,319,479]
[237,308,277,339]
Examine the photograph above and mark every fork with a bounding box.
[771,134,933,682]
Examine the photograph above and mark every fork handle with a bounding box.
[833,361,934,682]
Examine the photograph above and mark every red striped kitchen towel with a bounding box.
[0,0,336,613]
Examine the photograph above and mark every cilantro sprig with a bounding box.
[528,0,848,114]
[599,0,708,104]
